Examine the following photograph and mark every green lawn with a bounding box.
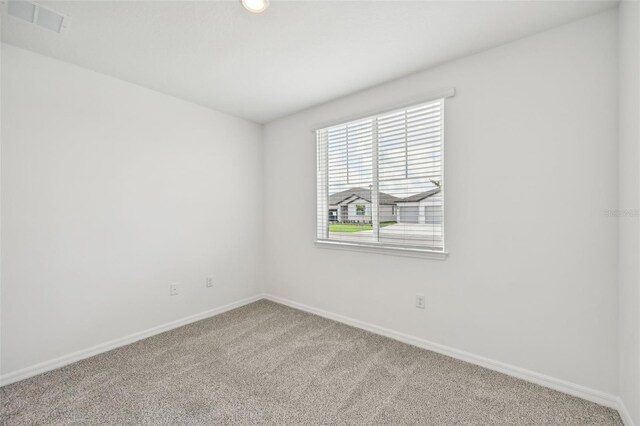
[329,221,396,233]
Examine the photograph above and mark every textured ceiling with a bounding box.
[1,0,617,123]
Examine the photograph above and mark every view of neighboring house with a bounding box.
[328,187,442,224]
[328,187,399,223]
[395,188,443,224]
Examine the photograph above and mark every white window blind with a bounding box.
[316,98,445,253]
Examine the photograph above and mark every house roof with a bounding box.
[329,187,441,206]
[396,188,441,203]
[329,187,400,206]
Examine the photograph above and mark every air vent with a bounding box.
[4,0,71,34]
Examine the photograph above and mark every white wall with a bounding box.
[263,10,619,395]
[618,1,640,423]
[1,45,264,376]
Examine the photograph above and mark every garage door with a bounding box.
[398,206,419,223]
[424,206,443,224]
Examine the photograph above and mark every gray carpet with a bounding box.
[0,300,622,425]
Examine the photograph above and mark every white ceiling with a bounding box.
[2,0,617,123]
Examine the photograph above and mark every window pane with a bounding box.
[377,100,444,250]
[326,119,376,243]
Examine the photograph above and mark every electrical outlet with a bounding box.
[415,294,425,309]
[206,276,213,288]
[170,283,180,296]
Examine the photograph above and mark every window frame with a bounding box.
[314,89,454,259]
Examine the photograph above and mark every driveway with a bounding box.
[329,223,443,248]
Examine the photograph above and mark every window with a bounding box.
[316,98,447,255]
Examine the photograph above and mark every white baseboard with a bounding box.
[0,294,265,387]
[616,397,637,426]
[264,294,629,421]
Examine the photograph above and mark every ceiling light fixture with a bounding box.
[241,0,269,14]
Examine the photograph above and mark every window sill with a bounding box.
[314,240,449,260]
